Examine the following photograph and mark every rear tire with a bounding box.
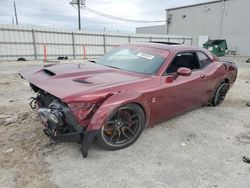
[211,82,229,106]
[96,103,145,150]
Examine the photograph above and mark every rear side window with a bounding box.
[166,52,200,74]
[196,52,211,68]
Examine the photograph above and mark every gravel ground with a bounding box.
[0,57,250,188]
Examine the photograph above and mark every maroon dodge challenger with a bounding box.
[20,43,237,157]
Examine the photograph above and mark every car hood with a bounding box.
[19,62,145,102]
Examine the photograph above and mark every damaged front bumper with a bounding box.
[31,96,98,158]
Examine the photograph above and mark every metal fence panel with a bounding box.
[0,24,193,61]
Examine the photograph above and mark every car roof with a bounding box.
[127,42,204,53]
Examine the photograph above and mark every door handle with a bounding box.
[200,74,206,79]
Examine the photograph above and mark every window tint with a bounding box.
[196,52,211,68]
[166,52,199,74]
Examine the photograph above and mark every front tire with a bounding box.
[96,104,145,150]
[211,82,229,106]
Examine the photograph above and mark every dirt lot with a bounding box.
[0,57,250,188]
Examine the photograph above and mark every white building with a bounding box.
[136,0,250,55]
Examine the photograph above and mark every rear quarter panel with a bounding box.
[205,59,238,102]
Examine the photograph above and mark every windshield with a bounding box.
[96,46,166,75]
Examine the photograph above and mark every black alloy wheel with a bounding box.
[96,104,145,150]
[212,82,229,106]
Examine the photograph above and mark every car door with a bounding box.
[152,51,211,124]
[195,51,224,97]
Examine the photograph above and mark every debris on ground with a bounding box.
[17,57,27,61]
[242,156,250,164]
[0,114,12,119]
[4,148,14,154]
[246,102,250,107]
[187,133,197,141]
[181,143,187,146]
[18,112,30,121]
[4,115,18,125]
[0,82,10,85]
[57,56,68,60]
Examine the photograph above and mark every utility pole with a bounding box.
[13,1,18,25]
[70,0,85,30]
[77,0,81,30]
[12,17,14,25]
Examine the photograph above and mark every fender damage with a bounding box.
[19,63,146,157]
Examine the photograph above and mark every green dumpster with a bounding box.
[203,39,228,56]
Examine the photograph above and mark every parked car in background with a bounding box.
[19,42,237,157]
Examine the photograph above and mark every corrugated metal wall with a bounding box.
[167,0,250,55]
[0,24,192,61]
[136,25,167,35]
[167,1,222,43]
[221,0,250,55]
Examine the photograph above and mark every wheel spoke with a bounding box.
[124,126,136,136]
[216,94,224,105]
[219,90,226,96]
[124,120,139,127]
[218,95,223,100]
[130,114,139,119]
[106,120,116,124]
[109,130,117,144]
[115,130,121,143]
[131,119,140,124]
[216,97,222,104]
[122,128,131,140]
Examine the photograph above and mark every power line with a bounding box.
[84,6,165,23]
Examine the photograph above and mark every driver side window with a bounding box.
[166,52,200,74]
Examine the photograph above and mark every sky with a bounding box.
[0,0,210,33]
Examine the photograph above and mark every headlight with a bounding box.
[37,108,63,125]
[49,113,59,124]
[68,102,95,120]
[37,108,49,122]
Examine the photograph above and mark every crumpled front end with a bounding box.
[29,84,99,158]
[19,63,139,157]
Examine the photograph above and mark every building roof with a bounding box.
[165,0,227,11]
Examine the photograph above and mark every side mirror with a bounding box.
[177,67,191,76]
